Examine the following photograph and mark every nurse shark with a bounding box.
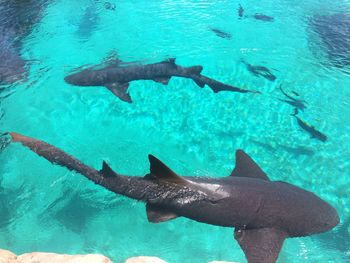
[64,58,259,102]
[9,132,339,263]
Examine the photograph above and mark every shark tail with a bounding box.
[9,132,103,184]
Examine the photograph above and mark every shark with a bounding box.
[241,59,277,81]
[64,58,259,102]
[9,132,339,263]
[291,109,328,142]
[278,85,307,111]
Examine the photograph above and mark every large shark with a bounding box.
[0,0,49,85]
[9,132,339,263]
[64,58,259,102]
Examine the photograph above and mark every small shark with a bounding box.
[291,109,328,142]
[9,132,339,263]
[76,1,100,40]
[253,13,274,22]
[278,85,307,111]
[65,58,259,102]
[209,28,232,39]
[238,4,244,18]
[241,59,277,81]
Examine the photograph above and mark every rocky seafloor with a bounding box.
[0,249,238,263]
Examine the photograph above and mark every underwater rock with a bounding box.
[124,257,168,263]
[0,250,112,263]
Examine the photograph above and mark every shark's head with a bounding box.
[64,68,106,87]
[314,200,340,234]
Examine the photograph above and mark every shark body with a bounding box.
[9,132,339,263]
[65,58,258,102]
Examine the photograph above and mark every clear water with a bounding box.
[1,0,350,262]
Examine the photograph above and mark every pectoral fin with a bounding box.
[105,82,132,103]
[146,203,178,223]
[234,227,287,263]
[153,77,171,85]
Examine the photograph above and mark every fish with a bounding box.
[253,13,274,22]
[241,59,277,81]
[104,2,116,11]
[0,0,49,85]
[9,132,339,263]
[278,85,307,111]
[76,2,100,40]
[238,4,244,18]
[64,58,259,103]
[209,28,232,39]
[291,109,328,142]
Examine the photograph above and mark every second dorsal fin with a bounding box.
[100,161,117,178]
[230,150,269,180]
[148,155,188,184]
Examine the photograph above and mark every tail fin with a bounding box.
[9,132,103,184]
[187,65,203,75]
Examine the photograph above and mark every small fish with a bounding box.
[279,85,307,111]
[104,2,116,11]
[241,59,277,81]
[291,109,328,142]
[253,13,274,22]
[209,28,232,39]
[238,4,244,18]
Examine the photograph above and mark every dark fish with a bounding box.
[253,13,274,22]
[65,58,259,103]
[10,132,339,263]
[209,28,232,39]
[104,2,116,11]
[291,90,300,96]
[238,4,244,18]
[278,85,307,111]
[76,3,100,40]
[291,109,328,142]
[241,59,277,81]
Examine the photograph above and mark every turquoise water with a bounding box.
[1,0,350,262]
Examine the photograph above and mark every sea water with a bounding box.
[0,0,349,262]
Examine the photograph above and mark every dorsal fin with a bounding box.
[100,161,117,177]
[167,58,176,64]
[230,150,269,180]
[148,155,187,184]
